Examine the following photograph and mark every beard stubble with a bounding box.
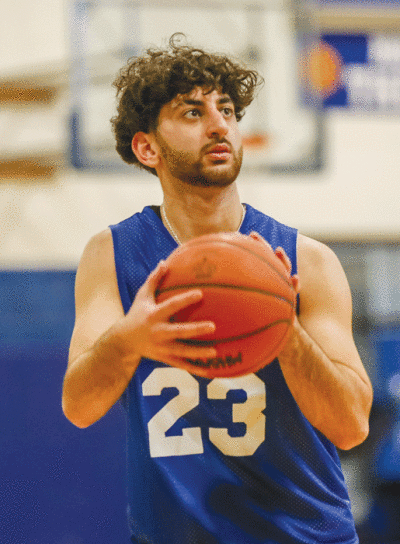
[155,132,243,188]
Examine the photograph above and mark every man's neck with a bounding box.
[160,183,244,245]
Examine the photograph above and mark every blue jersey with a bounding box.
[110,205,358,544]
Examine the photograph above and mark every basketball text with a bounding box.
[186,352,243,369]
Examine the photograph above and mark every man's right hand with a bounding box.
[114,259,217,367]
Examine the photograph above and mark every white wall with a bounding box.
[241,110,400,240]
[0,0,68,76]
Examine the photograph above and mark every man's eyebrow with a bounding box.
[217,96,234,105]
[173,96,234,109]
[180,99,204,107]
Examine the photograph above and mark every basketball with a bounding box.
[155,232,296,379]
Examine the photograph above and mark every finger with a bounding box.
[249,231,273,252]
[156,289,204,320]
[145,260,169,293]
[154,320,216,341]
[275,247,292,274]
[291,273,300,294]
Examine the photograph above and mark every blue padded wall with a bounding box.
[1,271,130,544]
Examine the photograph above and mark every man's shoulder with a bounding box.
[78,229,114,273]
[297,234,348,292]
[297,234,340,268]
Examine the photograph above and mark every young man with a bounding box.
[62,35,373,544]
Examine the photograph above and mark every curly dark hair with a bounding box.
[111,33,263,175]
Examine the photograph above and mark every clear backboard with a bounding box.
[69,0,324,175]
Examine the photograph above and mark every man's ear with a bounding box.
[131,132,160,169]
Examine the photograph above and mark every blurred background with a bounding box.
[1,0,400,542]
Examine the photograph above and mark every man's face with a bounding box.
[154,87,243,187]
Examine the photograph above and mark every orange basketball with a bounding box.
[156,232,296,378]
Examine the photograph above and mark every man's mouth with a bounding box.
[206,144,231,159]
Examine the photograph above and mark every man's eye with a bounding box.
[185,109,201,119]
[222,107,234,117]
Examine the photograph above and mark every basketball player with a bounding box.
[62,34,373,544]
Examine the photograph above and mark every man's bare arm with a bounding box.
[62,229,216,428]
[249,231,373,451]
[277,235,373,450]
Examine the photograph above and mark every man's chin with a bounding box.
[182,172,238,188]
[182,162,240,187]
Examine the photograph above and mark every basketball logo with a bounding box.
[191,257,217,279]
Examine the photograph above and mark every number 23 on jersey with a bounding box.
[142,367,266,458]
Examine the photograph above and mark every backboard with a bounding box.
[69,0,324,175]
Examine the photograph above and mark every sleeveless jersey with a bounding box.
[110,204,358,544]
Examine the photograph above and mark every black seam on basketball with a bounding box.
[156,283,295,306]
[177,318,292,346]
[181,238,293,288]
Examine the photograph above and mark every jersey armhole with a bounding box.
[109,225,131,315]
[295,230,300,316]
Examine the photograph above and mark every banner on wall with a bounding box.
[301,33,400,112]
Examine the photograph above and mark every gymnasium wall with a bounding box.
[3,109,400,271]
[1,1,400,272]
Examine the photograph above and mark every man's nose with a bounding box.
[206,110,229,139]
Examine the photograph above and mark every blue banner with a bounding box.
[301,33,400,112]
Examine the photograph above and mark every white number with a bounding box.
[142,368,203,458]
[208,375,266,456]
[142,368,266,458]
